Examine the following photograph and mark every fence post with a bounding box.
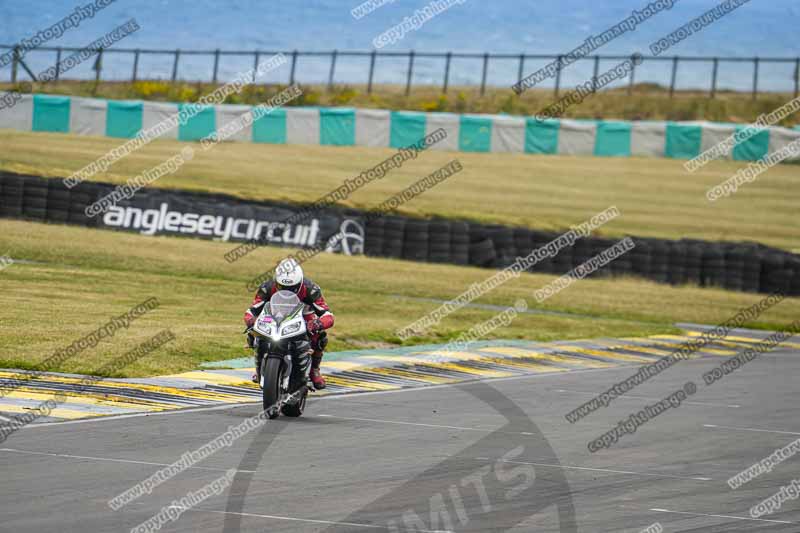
[171,49,180,82]
[132,49,140,82]
[554,55,563,97]
[328,50,337,92]
[592,56,600,92]
[795,58,800,99]
[480,52,489,96]
[11,45,19,84]
[517,53,525,87]
[405,50,415,96]
[212,49,221,83]
[94,49,103,84]
[628,54,637,95]
[752,57,759,100]
[710,57,718,98]
[669,56,678,98]
[55,48,62,81]
[252,51,260,83]
[367,50,376,93]
[289,50,298,85]
[443,51,452,93]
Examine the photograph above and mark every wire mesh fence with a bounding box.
[3,45,799,99]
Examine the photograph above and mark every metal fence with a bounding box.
[3,45,799,99]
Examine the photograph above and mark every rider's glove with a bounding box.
[244,311,256,328]
[307,318,324,334]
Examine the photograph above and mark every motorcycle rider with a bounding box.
[244,258,334,390]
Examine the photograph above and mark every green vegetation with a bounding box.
[2,80,799,125]
[1,129,798,252]
[1,220,798,377]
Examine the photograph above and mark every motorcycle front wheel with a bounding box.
[261,357,284,419]
[280,388,308,417]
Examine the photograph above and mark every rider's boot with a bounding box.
[251,351,263,384]
[309,350,326,390]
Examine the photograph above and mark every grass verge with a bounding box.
[0,219,798,377]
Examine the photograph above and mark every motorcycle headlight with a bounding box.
[281,322,301,336]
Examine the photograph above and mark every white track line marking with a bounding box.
[704,424,800,436]
[317,414,535,435]
[556,389,740,408]
[7,365,634,430]
[175,507,448,531]
[477,458,711,481]
[649,507,792,524]
[4,401,263,429]
[0,448,256,473]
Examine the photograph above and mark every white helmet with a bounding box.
[275,258,303,292]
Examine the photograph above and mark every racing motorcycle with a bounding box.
[249,290,313,419]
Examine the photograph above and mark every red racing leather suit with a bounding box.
[244,278,334,353]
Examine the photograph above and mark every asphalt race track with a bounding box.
[2,338,800,532]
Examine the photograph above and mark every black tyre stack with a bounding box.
[786,256,800,297]
[512,228,532,268]
[701,244,726,288]
[611,238,633,277]
[402,219,429,262]
[668,241,687,286]
[485,225,516,268]
[724,245,747,293]
[551,236,573,275]
[449,221,470,265]
[649,240,670,284]
[760,251,785,294]
[683,240,704,286]
[0,174,25,218]
[468,239,495,267]
[528,230,555,274]
[22,176,49,221]
[428,219,452,263]
[766,269,792,295]
[739,244,762,293]
[629,238,651,279]
[46,179,72,223]
[363,217,385,256]
[468,224,496,268]
[571,238,592,273]
[581,240,605,278]
[594,238,622,278]
[381,216,405,259]
[67,181,103,227]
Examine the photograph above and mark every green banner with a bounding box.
[459,116,492,152]
[252,108,287,144]
[320,108,356,146]
[32,95,70,133]
[665,123,702,159]
[106,101,143,139]
[390,111,427,148]
[525,119,560,154]
[594,121,632,157]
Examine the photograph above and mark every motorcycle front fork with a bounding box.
[254,349,313,391]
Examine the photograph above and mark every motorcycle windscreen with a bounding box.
[269,290,303,325]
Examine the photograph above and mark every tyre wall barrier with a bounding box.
[361,206,798,296]
[0,171,364,254]
[1,171,798,296]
